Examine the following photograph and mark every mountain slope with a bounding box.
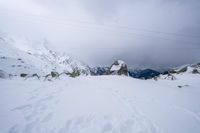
[0,35,90,77]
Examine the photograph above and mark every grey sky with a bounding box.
[0,0,200,68]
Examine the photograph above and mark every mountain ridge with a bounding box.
[0,34,200,80]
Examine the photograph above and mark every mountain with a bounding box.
[89,66,109,76]
[1,34,199,80]
[1,35,200,133]
[162,63,200,75]
[128,69,160,79]
[128,62,200,80]
[0,34,90,78]
[107,60,128,76]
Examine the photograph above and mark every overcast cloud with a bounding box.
[0,0,200,68]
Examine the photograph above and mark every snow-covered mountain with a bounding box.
[163,63,200,75]
[128,69,160,79]
[0,34,90,77]
[108,60,128,76]
[1,35,200,133]
[127,62,200,80]
[0,33,199,81]
[89,66,109,76]
[154,63,200,81]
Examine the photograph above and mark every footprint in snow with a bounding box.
[41,113,53,123]
[11,104,32,111]
[7,125,19,133]
[102,123,113,133]
[37,95,54,103]
[22,119,38,133]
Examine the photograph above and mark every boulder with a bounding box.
[51,71,59,78]
[0,70,9,79]
[192,69,199,74]
[20,73,28,78]
[164,73,176,80]
[177,66,188,73]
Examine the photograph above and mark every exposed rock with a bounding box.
[90,67,108,76]
[129,69,160,79]
[0,56,6,59]
[51,71,59,78]
[168,69,177,74]
[44,71,59,81]
[177,66,188,73]
[0,70,9,79]
[191,63,200,68]
[163,66,188,75]
[20,73,28,78]
[32,73,40,79]
[108,60,128,76]
[25,73,40,80]
[178,85,189,88]
[192,69,199,74]
[153,76,159,81]
[58,72,70,77]
[69,70,80,78]
[164,73,176,80]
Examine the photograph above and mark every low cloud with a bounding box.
[0,0,200,68]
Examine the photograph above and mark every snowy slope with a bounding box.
[0,35,90,76]
[159,63,200,80]
[0,73,200,133]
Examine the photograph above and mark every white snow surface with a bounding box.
[0,73,200,133]
[0,35,90,76]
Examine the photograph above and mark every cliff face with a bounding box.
[108,60,128,76]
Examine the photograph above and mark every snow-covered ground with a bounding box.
[0,35,91,76]
[0,73,200,133]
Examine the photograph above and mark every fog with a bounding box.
[0,0,200,68]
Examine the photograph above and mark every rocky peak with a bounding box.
[108,60,128,76]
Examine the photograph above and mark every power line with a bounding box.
[14,11,200,38]
[0,9,199,38]
[0,10,200,45]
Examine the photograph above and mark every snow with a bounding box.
[0,73,200,133]
[110,65,121,71]
[110,60,126,71]
[1,34,200,133]
[0,35,90,75]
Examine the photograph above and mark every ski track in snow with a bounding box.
[4,80,160,133]
[109,88,162,133]
[0,75,200,133]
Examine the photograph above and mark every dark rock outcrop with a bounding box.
[0,70,9,79]
[129,69,160,79]
[164,73,176,80]
[108,60,128,76]
[192,69,199,74]
[177,66,188,73]
[20,73,28,78]
[90,67,108,76]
